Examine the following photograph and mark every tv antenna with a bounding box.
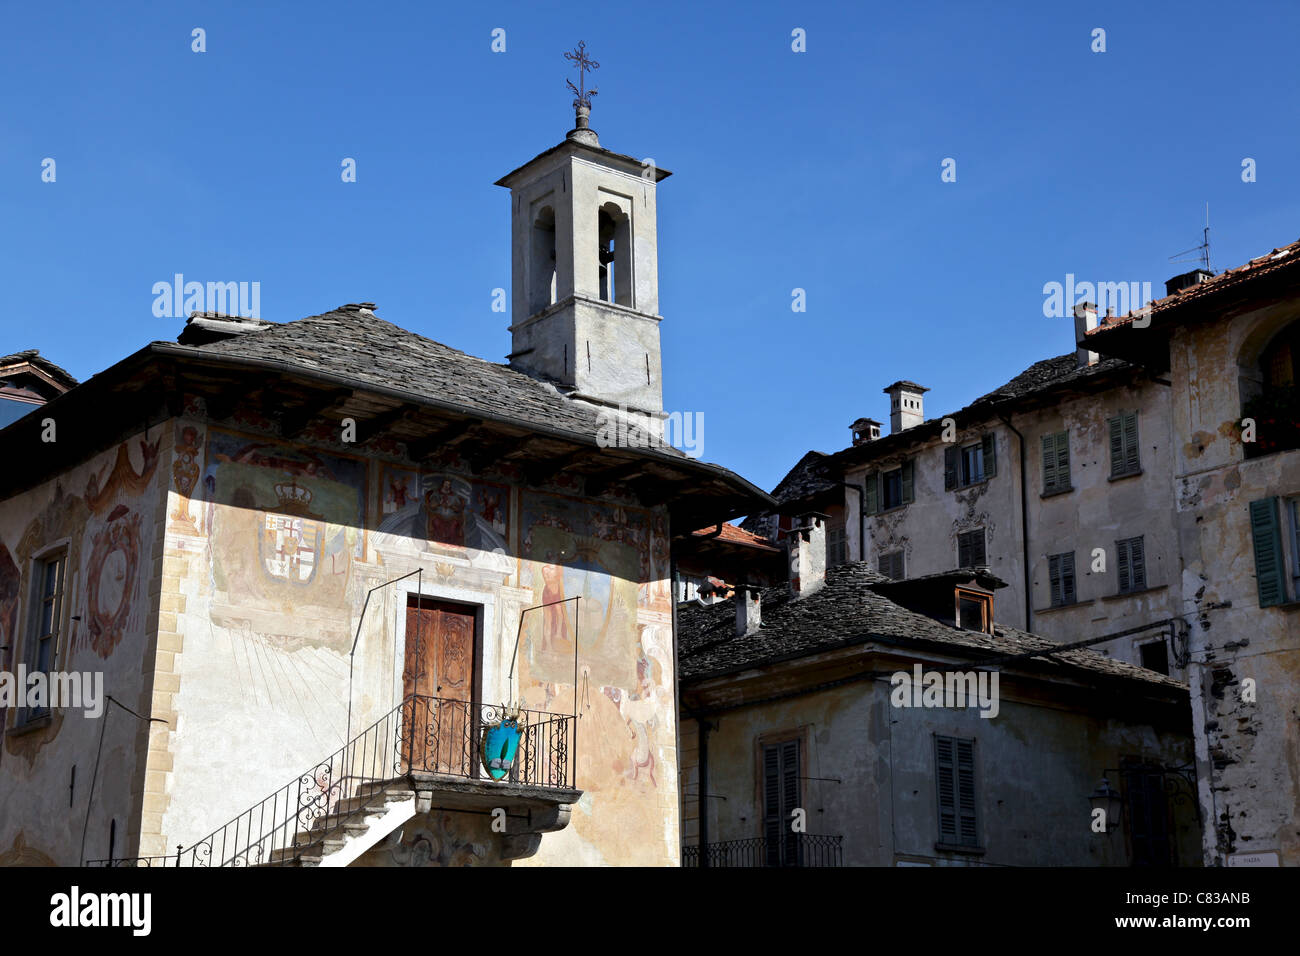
[1169,203,1212,274]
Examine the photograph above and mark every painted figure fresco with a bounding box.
[373,471,509,556]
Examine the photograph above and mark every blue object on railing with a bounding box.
[481,717,523,781]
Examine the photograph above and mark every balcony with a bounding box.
[682,834,844,867]
[87,695,579,866]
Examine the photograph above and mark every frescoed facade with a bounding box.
[0,114,769,867]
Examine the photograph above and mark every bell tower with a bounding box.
[495,44,670,415]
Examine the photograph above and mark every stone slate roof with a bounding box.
[678,562,1183,690]
[830,351,1135,471]
[178,305,690,459]
[0,349,79,389]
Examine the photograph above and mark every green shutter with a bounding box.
[1250,497,1288,607]
[864,473,878,515]
[1056,430,1071,488]
[955,739,978,846]
[934,737,957,842]
[944,446,958,491]
[1041,433,1058,491]
[901,459,914,504]
[1108,416,1124,477]
[1123,412,1140,474]
[1049,554,1063,606]
[1130,537,1146,591]
[1062,551,1076,604]
[981,433,996,479]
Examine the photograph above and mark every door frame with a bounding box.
[391,577,487,713]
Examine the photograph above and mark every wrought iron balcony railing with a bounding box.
[86,694,573,867]
[682,834,844,868]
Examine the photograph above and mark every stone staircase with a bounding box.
[267,781,417,867]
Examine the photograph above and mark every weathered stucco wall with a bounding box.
[155,412,678,866]
[844,376,1181,670]
[682,666,1198,866]
[0,427,168,865]
[1168,305,1300,865]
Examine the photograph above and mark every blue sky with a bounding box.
[3,1,1298,494]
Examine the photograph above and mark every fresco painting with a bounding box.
[518,492,645,690]
[204,429,366,623]
[373,470,509,556]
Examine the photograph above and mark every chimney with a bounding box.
[735,585,761,635]
[789,512,828,597]
[1165,268,1213,297]
[850,417,882,445]
[1072,300,1099,367]
[883,382,929,434]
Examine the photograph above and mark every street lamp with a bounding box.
[1089,776,1123,832]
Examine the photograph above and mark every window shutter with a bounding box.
[1062,551,1076,605]
[1249,497,1287,607]
[1130,537,1146,591]
[1056,431,1071,488]
[958,532,971,568]
[944,446,958,491]
[1041,433,1058,491]
[934,736,957,842]
[901,459,914,504]
[1117,539,1131,593]
[1049,554,1063,606]
[1123,412,1140,474]
[864,473,878,515]
[956,739,978,846]
[981,433,996,479]
[1108,416,1124,477]
[762,745,782,860]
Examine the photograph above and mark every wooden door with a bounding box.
[402,597,476,776]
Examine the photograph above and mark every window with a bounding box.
[934,736,979,848]
[1108,411,1141,478]
[1249,497,1291,607]
[1139,640,1169,675]
[955,588,991,632]
[827,525,846,567]
[957,528,986,568]
[945,434,997,490]
[24,552,66,722]
[1123,765,1174,866]
[1048,552,1076,607]
[1291,499,1300,598]
[864,460,914,515]
[878,550,905,580]
[1116,536,1147,594]
[762,739,801,866]
[1041,430,1071,494]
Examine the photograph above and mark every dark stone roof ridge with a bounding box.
[678,562,1183,690]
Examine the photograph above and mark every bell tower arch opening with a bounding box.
[597,201,632,308]
[529,204,557,316]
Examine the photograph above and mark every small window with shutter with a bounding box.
[761,738,801,866]
[1116,536,1147,594]
[934,735,979,848]
[865,460,914,515]
[957,528,986,568]
[1048,551,1076,607]
[827,525,846,567]
[1041,430,1072,494]
[945,434,997,490]
[878,550,905,580]
[1108,411,1141,478]
[1249,497,1289,607]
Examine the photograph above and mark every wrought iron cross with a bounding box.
[564,41,600,111]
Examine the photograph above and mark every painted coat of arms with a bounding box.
[258,481,323,584]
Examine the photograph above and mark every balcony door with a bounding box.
[402,597,477,776]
